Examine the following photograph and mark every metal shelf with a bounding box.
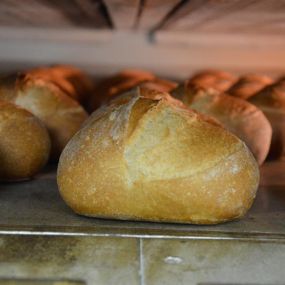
[1,161,284,242]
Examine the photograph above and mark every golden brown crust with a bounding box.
[249,81,285,159]
[57,88,259,224]
[172,84,272,165]
[227,74,273,99]
[139,78,178,93]
[89,69,155,111]
[27,65,94,105]
[188,70,237,92]
[0,100,51,181]
[88,69,178,112]
[0,73,88,160]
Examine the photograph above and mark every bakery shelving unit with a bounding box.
[0,1,285,284]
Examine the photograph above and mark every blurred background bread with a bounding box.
[138,78,177,93]
[172,83,272,165]
[0,71,88,160]
[89,69,155,111]
[188,70,237,92]
[227,74,273,99]
[28,65,94,108]
[0,100,50,181]
[58,88,259,224]
[89,69,177,112]
[249,80,285,159]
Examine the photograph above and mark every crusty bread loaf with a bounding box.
[0,100,50,181]
[57,87,259,224]
[172,84,272,165]
[188,70,237,92]
[249,81,285,159]
[28,65,94,105]
[0,73,88,160]
[227,74,273,99]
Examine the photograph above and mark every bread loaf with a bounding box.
[0,100,50,181]
[28,65,94,106]
[172,84,272,165]
[57,87,259,224]
[0,73,88,160]
[88,69,177,112]
[138,78,177,93]
[188,70,237,92]
[89,69,155,111]
[227,74,273,99]
[249,81,285,159]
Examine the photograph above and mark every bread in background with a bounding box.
[249,80,285,159]
[58,87,259,224]
[89,69,155,111]
[188,70,237,92]
[172,83,272,165]
[89,69,177,112]
[0,100,50,181]
[138,78,177,93]
[0,72,88,160]
[227,74,273,99]
[28,65,94,108]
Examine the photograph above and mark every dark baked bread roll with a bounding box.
[0,100,50,181]
[227,74,273,99]
[88,69,177,112]
[138,78,177,93]
[249,80,285,159]
[0,73,88,160]
[88,69,155,111]
[28,65,94,106]
[188,70,237,92]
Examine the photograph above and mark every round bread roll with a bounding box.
[227,74,273,99]
[0,73,88,160]
[172,84,272,165]
[89,69,155,112]
[0,100,50,181]
[57,87,259,224]
[189,70,237,92]
[249,81,285,159]
[28,65,94,105]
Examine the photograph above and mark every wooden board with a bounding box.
[103,0,140,29]
[138,0,181,30]
[0,0,110,28]
[0,29,284,80]
[160,0,285,35]
[0,0,284,35]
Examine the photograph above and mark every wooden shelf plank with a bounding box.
[103,0,140,29]
[160,0,285,35]
[0,0,110,28]
[138,0,181,30]
[0,29,284,79]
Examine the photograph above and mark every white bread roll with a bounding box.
[0,73,88,160]
[249,81,285,159]
[172,84,272,165]
[0,100,50,181]
[57,88,259,224]
[227,74,273,99]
